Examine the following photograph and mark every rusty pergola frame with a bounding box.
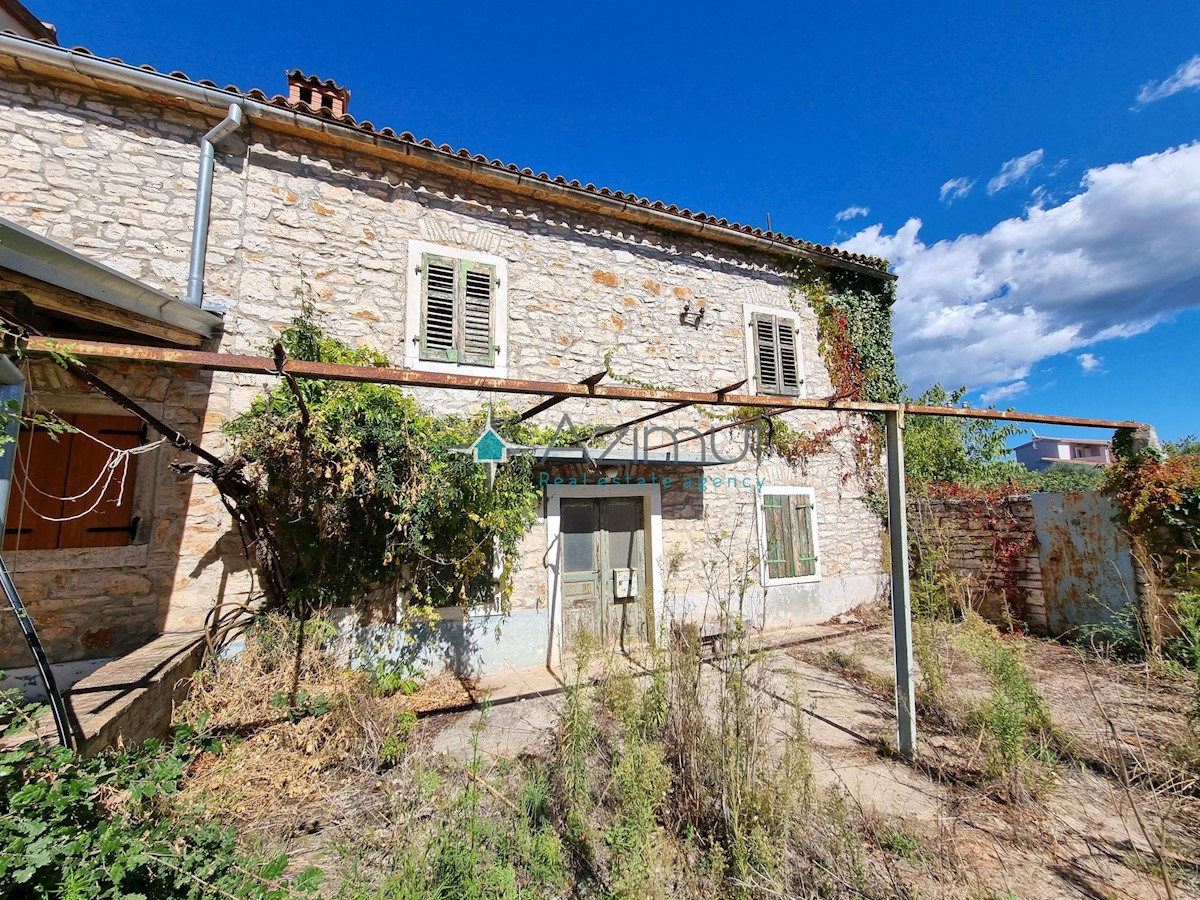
[22,336,1143,758]
[23,338,1142,430]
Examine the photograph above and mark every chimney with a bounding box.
[286,70,350,117]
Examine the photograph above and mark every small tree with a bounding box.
[903,385,1032,491]
[1034,462,1104,492]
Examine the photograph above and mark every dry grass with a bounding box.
[174,615,473,852]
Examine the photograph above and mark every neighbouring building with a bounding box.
[0,24,897,699]
[1013,435,1113,472]
[0,0,54,43]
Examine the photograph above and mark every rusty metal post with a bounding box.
[886,409,916,759]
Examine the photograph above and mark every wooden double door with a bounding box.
[560,497,648,652]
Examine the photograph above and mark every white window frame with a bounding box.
[755,485,821,586]
[404,240,509,377]
[742,303,806,397]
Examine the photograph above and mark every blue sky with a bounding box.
[37,0,1200,441]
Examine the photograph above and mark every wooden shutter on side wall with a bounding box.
[58,414,142,549]
[3,413,141,551]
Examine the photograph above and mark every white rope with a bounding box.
[11,408,167,524]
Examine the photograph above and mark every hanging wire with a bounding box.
[11,396,166,526]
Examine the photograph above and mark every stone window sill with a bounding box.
[5,543,151,573]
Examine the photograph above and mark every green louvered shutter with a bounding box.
[420,254,458,362]
[763,492,818,580]
[789,494,817,577]
[753,313,780,394]
[460,260,497,366]
[753,313,801,396]
[777,319,801,396]
[763,492,788,580]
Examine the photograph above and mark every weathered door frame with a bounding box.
[544,484,665,669]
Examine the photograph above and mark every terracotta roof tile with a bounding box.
[3,36,891,274]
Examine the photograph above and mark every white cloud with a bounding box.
[835,205,870,221]
[980,381,1028,405]
[987,149,1045,195]
[939,177,974,204]
[838,142,1200,392]
[1077,352,1103,373]
[1137,54,1200,105]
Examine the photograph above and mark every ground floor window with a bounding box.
[4,413,144,551]
[759,487,819,583]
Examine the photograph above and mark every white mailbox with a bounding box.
[613,568,637,600]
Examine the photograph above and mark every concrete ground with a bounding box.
[422,621,875,762]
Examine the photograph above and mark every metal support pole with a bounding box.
[886,409,916,759]
[0,356,73,747]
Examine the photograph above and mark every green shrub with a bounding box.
[956,614,1059,798]
[0,706,321,899]
[1033,462,1105,492]
[369,658,424,697]
[380,712,418,767]
[225,302,574,614]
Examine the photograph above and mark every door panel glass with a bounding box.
[605,500,641,570]
[561,501,598,573]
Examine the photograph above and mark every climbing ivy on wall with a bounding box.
[1104,433,1200,584]
[788,261,901,405]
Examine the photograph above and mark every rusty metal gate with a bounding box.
[1031,492,1137,638]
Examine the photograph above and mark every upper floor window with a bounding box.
[743,305,803,396]
[405,242,508,376]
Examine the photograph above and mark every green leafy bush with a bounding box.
[381,711,418,766]
[0,705,321,899]
[225,303,565,613]
[1033,461,1105,492]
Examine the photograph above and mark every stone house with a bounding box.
[0,28,896,693]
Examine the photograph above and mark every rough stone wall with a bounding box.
[0,62,887,667]
[910,495,1046,633]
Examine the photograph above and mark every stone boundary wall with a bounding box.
[909,495,1047,633]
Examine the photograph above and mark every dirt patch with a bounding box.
[789,624,1200,898]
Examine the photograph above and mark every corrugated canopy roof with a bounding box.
[0,216,221,344]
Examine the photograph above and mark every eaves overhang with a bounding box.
[0,216,222,341]
[0,32,895,282]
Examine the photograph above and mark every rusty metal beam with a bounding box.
[23,337,1143,430]
[516,371,605,422]
[62,358,224,467]
[646,405,791,451]
[584,379,750,443]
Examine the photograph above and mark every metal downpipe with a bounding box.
[184,103,243,308]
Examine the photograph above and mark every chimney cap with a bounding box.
[287,69,350,99]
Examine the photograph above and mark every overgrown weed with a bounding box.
[954,612,1060,801]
